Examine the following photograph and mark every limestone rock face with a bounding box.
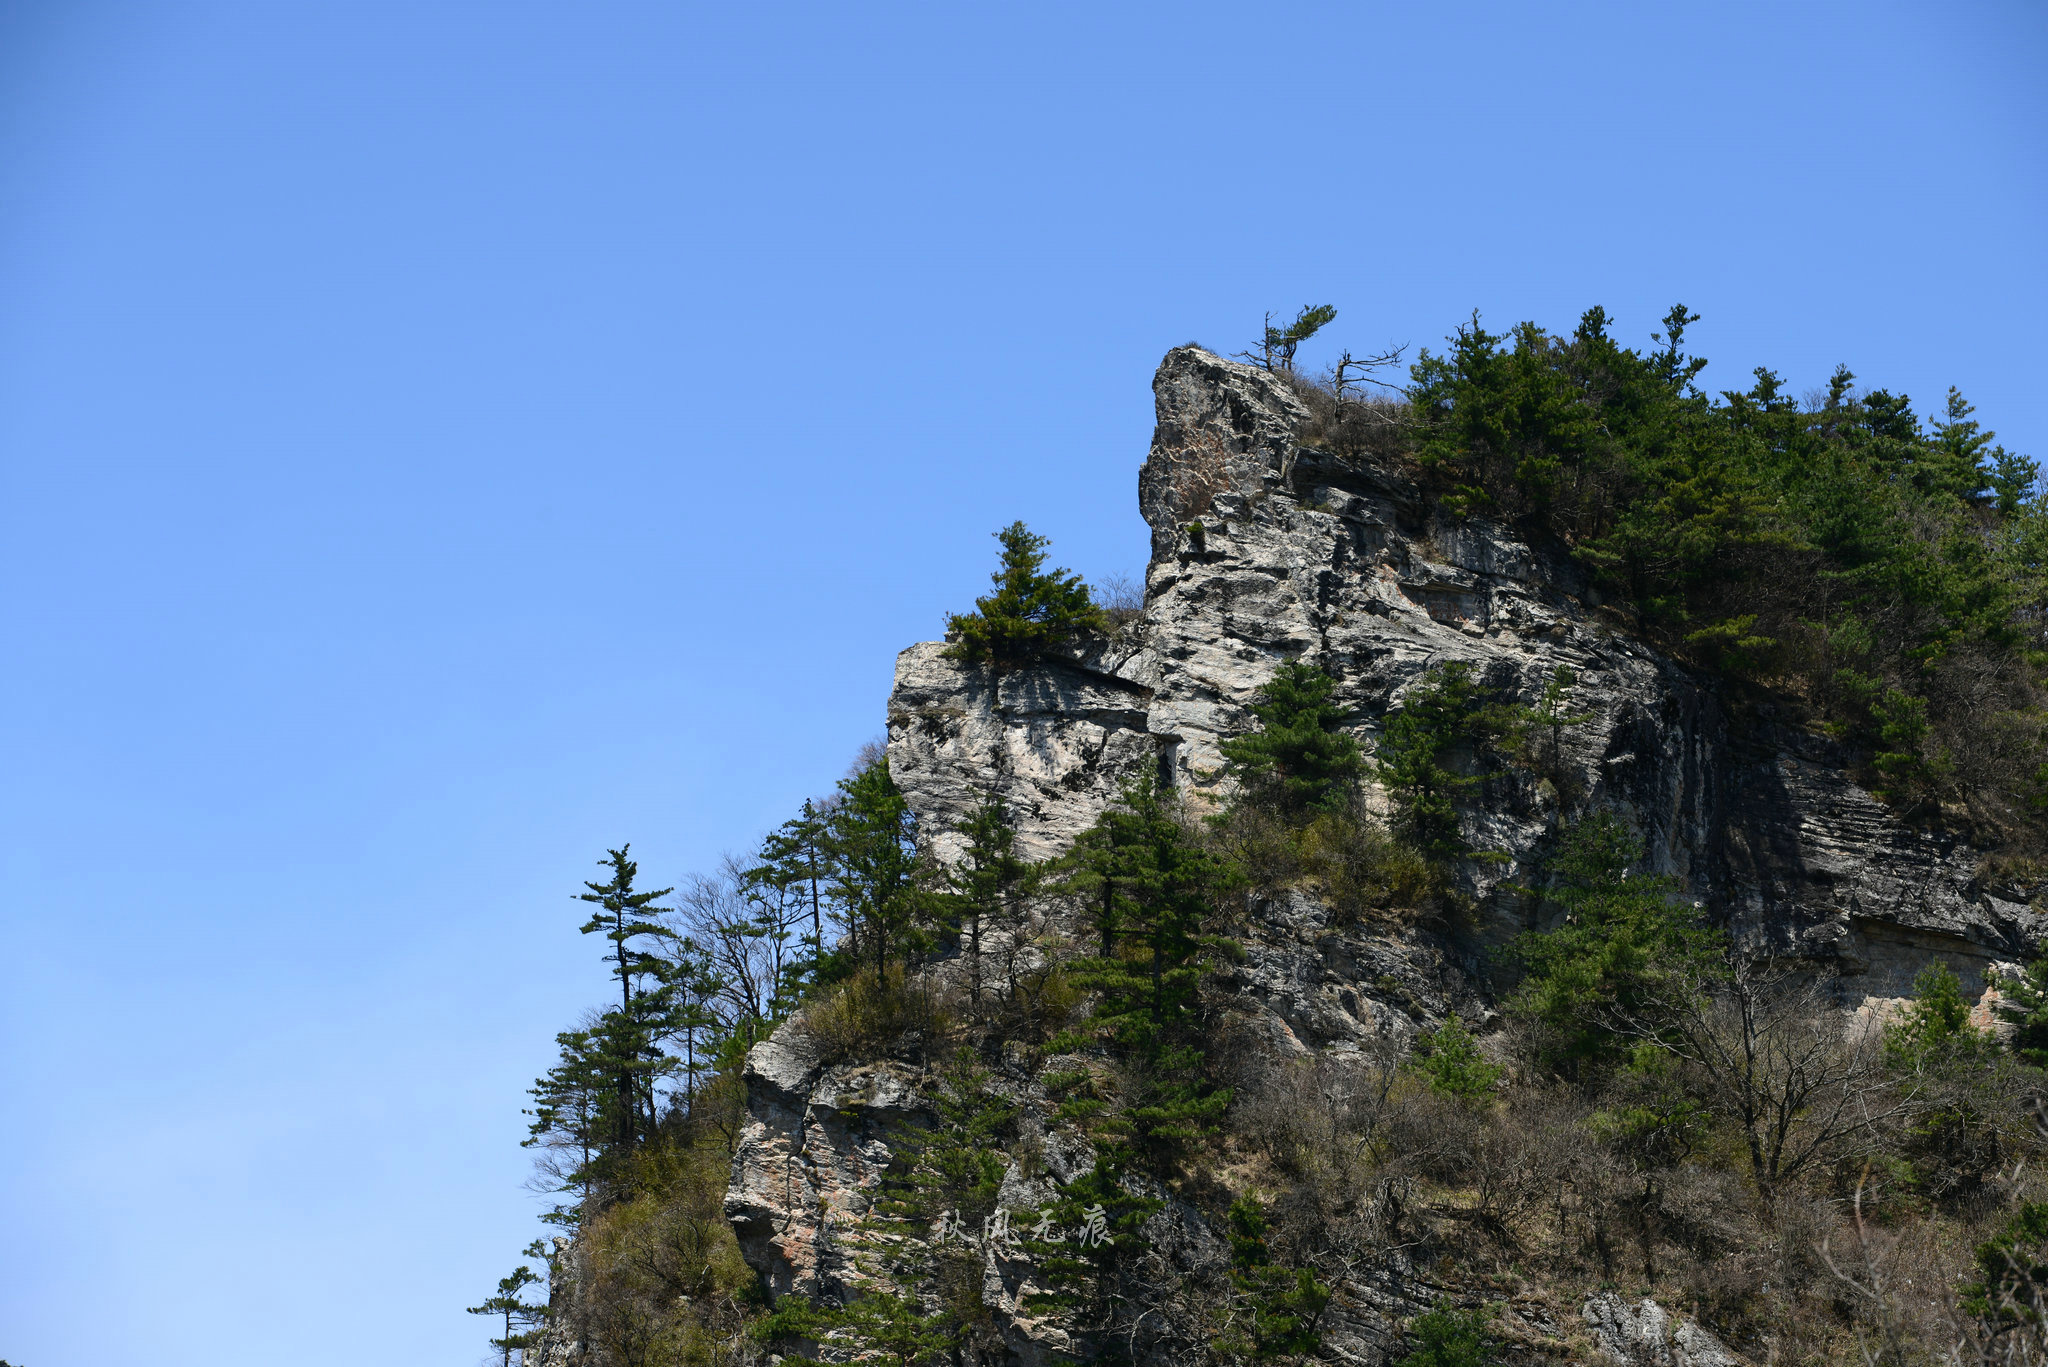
[887,345,2045,997]
[722,1019,925,1298]
[1582,1293,1744,1367]
[719,345,2045,1363]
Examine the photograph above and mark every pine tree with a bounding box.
[1060,774,1244,1155]
[1994,952,2048,1066]
[467,1264,546,1367]
[751,798,833,981]
[1213,1196,1331,1363]
[1508,811,1721,1071]
[871,1050,1015,1232]
[662,935,725,1108]
[523,1025,607,1219]
[761,1291,957,1367]
[577,847,673,1151]
[1523,664,1591,777]
[1219,659,1364,815]
[944,791,1036,1005]
[1391,1302,1495,1367]
[1411,1013,1503,1103]
[829,756,924,978]
[1373,663,1487,860]
[1237,304,1337,374]
[944,522,1109,670]
[1963,1202,2048,1335]
[1885,960,1990,1070]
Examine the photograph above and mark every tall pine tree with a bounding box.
[829,757,924,978]
[1060,774,1244,1156]
[577,847,672,1151]
[944,791,1035,1006]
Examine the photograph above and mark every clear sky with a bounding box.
[0,3,2042,1363]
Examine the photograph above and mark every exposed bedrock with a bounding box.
[887,345,2045,1000]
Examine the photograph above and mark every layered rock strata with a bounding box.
[722,345,2044,1362]
[888,345,2044,998]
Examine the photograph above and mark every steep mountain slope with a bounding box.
[709,347,2045,1367]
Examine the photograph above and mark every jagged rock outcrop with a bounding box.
[723,1020,927,1299]
[722,345,2045,1364]
[890,344,2046,1000]
[1580,1294,1743,1367]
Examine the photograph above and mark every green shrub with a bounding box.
[1962,1202,2048,1332]
[1507,811,1722,1072]
[1411,1013,1502,1103]
[1374,663,1490,861]
[1393,1301,1494,1367]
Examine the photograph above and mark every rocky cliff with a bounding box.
[720,347,2044,1366]
[890,345,2045,999]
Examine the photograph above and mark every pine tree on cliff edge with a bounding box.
[944,521,1108,671]
[577,846,672,1152]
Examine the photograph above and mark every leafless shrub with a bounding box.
[1460,1088,1596,1249]
[1816,1170,1975,1367]
[1616,959,1914,1199]
[1094,572,1145,631]
[1279,366,1414,464]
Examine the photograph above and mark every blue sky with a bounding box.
[0,3,2042,1363]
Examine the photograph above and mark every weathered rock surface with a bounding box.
[723,1019,925,1299]
[888,345,2046,998]
[1581,1293,1743,1367]
[718,346,2043,1365]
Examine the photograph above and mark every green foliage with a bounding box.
[1374,662,1489,860]
[1059,773,1245,1157]
[1392,1301,1495,1367]
[524,1024,607,1214]
[1885,960,2009,1197]
[941,791,1038,1005]
[1212,1195,1331,1363]
[830,755,925,978]
[1508,811,1723,1072]
[873,1051,1016,1231]
[1994,949,2048,1066]
[747,797,833,986]
[1406,304,2048,829]
[760,1291,957,1367]
[1584,1042,1709,1169]
[1884,960,1989,1071]
[578,847,675,1150]
[1220,659,1365,816]
[1518,664,1592,777]
[944,521,1109,670]
[1241,304,1338,373]
[467,1264,546,1367]
[579,846,674,1012]
[1018,1149,1165,1322]
[1962,1201,2048,1329]
[1410,1013,1502,1103]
